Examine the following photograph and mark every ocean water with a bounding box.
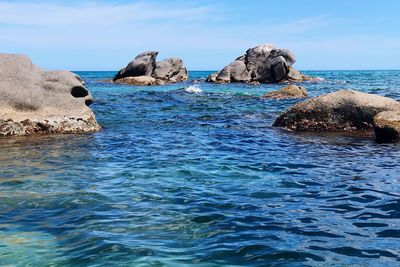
[1,70,400,266]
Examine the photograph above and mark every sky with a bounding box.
[0,0,399,71]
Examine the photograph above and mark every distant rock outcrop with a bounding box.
[114,51,188,85]
[207,44,312,84]
[273,90,400,132]
[0,53,101,136]
[263,85,308,99]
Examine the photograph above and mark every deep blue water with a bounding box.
[1,70,400,266]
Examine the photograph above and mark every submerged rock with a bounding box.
[263,85,308,99]
[207,44,312,84]
[373,111,400,142]
[0,54,101,136]
[114,76,164,86]
[273,90,400,132]
[114,51,188,85]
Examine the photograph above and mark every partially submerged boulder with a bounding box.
[114,52,188,85]
[263,85,308,99]
[207,44,312,84]
[113,76,164,86]
[373,111,400,142]
[273,90,400,132]
[0,54,101,136]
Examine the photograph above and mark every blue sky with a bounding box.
[0,0,399,70]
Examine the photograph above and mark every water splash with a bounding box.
[184,84,202,94]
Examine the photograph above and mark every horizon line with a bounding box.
[71,69,400,72]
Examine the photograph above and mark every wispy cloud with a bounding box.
[0,1,317,54]
[0,1,219,27]
[0,1,397,70]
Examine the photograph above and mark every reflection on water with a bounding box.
[0,71,400,266]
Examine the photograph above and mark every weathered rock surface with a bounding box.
[215,56,251,83]
[0,53,101,136]
[286,67,310,82]
[114,51,158,80]
[373,111,400,142]
[263,85,307,99]
[207,44,312,84]
[114,52,188,85]
[114,76,164,86]
[206,72,218,83]
[273,90,400,132]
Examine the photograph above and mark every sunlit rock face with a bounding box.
[273,90,400,132]
[263,85,308,100]
[0,54,101,136]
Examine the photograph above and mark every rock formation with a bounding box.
[263,85,308,99]
[114,51,188,85]
[207,44,312,84]
[0,54,101,136]
[273,90,400,132]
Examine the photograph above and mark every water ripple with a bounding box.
[1,71,400,266]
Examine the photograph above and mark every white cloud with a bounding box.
[0,1,397,70]
[0,1,218,27]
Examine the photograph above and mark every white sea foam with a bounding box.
[184,85,202,94]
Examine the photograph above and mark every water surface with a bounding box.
[1,70,400,266]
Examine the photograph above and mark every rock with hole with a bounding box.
[0,53,101,136]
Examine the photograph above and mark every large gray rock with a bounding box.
[114,51,158,80]
[273,90,400,132]
[114,52,188,85]
[0,54,101,136]
[207,44,310,84]
[245,44,275,80]
[153,58,187,81]
[215,55,251,83]
[264,56,289,82]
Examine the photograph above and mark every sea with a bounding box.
[0,70,400,266]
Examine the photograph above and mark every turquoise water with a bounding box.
[1,70,400,266]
